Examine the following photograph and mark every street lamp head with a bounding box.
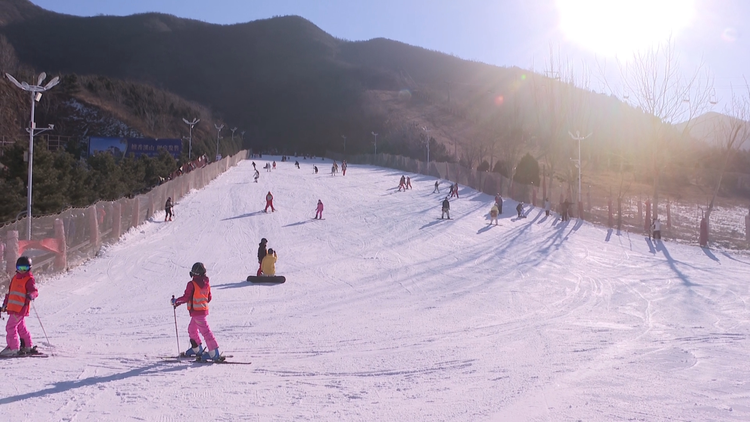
[43,76,59,90]
[48,124,54,130]
[36,72,46,86]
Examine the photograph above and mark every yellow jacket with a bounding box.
[261,253,277,276]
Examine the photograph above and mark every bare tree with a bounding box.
[705,80,750,235]
[531,46,592,204]
[613,38,713,217]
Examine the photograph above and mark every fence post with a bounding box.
[113,202,122,240]
[699,217,708,247]
[638,200,643,226]
[667,199,672,230]
[54,218,67,271]
[5,230,19,275]
[89,205,100,250]
[132,197,140,228]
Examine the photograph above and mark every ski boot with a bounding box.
[200,348,224,362]
[182,339,204,357]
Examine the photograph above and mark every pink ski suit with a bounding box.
[315,200,324,219]
[174,275,219,351]
[3,271,38,350]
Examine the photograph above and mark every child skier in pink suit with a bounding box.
[1,256,39,356]
[315,199,324,219]
[172,262,222,361]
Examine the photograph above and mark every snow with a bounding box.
[2,157,749,421]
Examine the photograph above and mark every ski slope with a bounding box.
[2,157,749,421]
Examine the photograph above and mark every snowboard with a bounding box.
[246,275,286,283]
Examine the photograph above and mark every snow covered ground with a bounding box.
[2,156,749,421]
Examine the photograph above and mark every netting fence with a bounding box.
[1,150,249,288]
[329,152,750,251]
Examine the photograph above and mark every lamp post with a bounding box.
[214,124,224,161]
[569,130,592,215]
[371,132,378,155]
[230,127,237,142]
[182,117,200,160]
[421,126,430,163]
[5,72,60,240]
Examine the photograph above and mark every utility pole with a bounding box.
[182,117,200,160]
[214,124,224,161]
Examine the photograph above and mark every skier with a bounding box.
[453,182,460,198]
[253,169,260,183]
[406,176,413,190]
[171,262,222,361]
[331,164,336,176]
[295,160,300,169]
[1,256,40,356]
[261,248,278,276]
[272,161,276,170]
[490,203,499,225]
[315,199,324,219]
[441,197,451,220]
[495,194,503,214]
[264,191,275,212]
[544,198,551,217]
[252,161,256,170]
[265,163,271,172]
[516,202,524,218]
[398,175,406,192]
[257,238,268,276]
[165,197,174,222]
[314,165,319,174]
[342,160,347,176]
[651,217,662,240]
[433,180,440,193]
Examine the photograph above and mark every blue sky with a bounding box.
[30,0,750,104]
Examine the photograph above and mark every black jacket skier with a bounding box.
[256,238,268,276]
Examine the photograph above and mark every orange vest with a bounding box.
[6,273,31,313]
[189,280,209,312]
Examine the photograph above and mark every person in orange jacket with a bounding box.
[1,256,40,356]
[172,262,222,361]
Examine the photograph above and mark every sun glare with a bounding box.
[556,0,695,57]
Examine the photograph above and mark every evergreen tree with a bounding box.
[514,153,540,186]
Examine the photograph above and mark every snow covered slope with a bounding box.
[1,157,749,421]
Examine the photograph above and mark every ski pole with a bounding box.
[172,295,180,356]
[32,302,51,346]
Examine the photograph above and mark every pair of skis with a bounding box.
[161,353,251,365]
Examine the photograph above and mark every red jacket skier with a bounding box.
[265,191,275,212]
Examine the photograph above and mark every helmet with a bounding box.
[190,262,206,277]
[16,256,32,269]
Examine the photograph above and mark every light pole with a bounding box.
[5,72,60,240]
[569,130,592,207]
[421,126,430,163]
[214,123,224,161]
[230,127,237,142]
[182,117,200,160]
[241,130,245,143]
[371,132,378,155]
